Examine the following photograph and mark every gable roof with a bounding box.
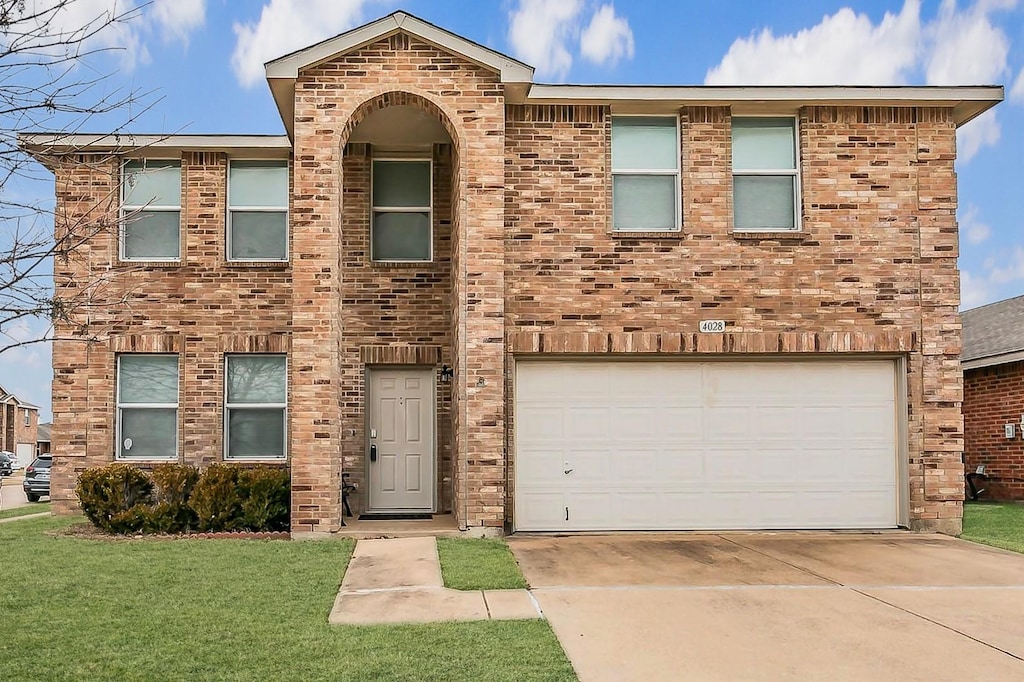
[264,11,534,136]
[962,294,1024,369]
[37,422,51,442]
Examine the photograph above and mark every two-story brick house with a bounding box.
[22,12,1001,535]
[0,385,40,467]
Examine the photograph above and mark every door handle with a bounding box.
[563,468,573,475]
[370,443,378,462]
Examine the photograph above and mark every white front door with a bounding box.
[514,359,899,531]
[368,368,435,511]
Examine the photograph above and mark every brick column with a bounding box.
[913,109,964,533]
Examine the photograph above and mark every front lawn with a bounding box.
[437,538,529,590]
[0,518,574,681]
[0,502,51,520]
[962,501,1024,554]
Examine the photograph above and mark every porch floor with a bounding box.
[334,512,462,539]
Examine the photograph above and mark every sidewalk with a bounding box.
[328,536,542,625]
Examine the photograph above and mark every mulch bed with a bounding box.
[51,522,290,541]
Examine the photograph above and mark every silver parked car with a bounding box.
[22,454,51,502]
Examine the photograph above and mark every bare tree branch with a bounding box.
[0,0,165,354]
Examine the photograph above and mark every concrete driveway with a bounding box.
[508,533,1024,681]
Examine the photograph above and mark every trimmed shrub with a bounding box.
[238,467,290,531]
[77,462,290,535]
[188,463,243,532]
[150,463,199,531]
[76,464,155,534]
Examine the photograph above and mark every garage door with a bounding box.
[514,360,899,531]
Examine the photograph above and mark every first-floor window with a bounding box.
[225,355,287,460]
[116,355,179,459]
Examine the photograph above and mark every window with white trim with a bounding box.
[731,117,800,231]
[611,116,680,231]
[371,159,432,261]
[224,355,286,460]
[116,355,178,460]
[121,160,181,260]
[228,160,289,261]
[23,409,30,427]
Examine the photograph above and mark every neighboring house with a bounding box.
[0,385,40,468]
[20,11,1001,535]
[962,295,1024,499]
[37,422,51,456]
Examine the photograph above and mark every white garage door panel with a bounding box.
[514,360,899,531]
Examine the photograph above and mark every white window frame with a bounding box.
[23,409,29,427]
[223,354,288,461]
[119,158,182,261]
[731,115,801,232]
[115,354,179,461]
[610,114,682,232]
[226,159,290,262]
[370,157,433,262]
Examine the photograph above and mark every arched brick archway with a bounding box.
[334,89,467,529]
[338,89,465,160]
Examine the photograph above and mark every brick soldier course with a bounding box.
[20,11,1002,535]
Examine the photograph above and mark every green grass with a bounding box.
[0,518,574,681]
[962,501,1024,554]
[0,502,52,520]
[437,538,529,590]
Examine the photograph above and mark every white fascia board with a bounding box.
[19,133,292,155]
[962,349,1024,371]
[265,11,533,83]
[523,85,1003,126]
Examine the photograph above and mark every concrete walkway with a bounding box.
[328,537,542,625]
[0,511,50,524]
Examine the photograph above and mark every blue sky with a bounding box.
[3,0,1024,419]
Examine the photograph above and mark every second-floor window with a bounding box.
[228,160,289,261]
[121,160,181,260]
[116,354,179,460]
[23,409,29,427]
[371,159,432,262]
[611,116,680,232]
[732,117,799,231]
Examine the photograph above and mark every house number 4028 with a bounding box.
[699,320,726,333]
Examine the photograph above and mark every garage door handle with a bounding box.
[563,468,573,475]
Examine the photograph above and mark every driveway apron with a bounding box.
[509,533,1024,682]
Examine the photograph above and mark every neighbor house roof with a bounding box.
[37,422,51,443]
[962,294,1024,370]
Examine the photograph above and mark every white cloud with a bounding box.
[1010,68,1024,102]
[5,0,208,71]
[987,246,1024,284]
[705,0,1017,161]
[961,245,1024,308]
[705,2,922,86]
[961,204,992,245]
[151,0,205,45]
[960,270,992,309]
[508,0,584,80]
[924,0,1014,161]
[231,0,379,88]
[579,4,634,67]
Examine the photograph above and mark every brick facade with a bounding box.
[35,20,978,535]
[964,361,1024,499]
